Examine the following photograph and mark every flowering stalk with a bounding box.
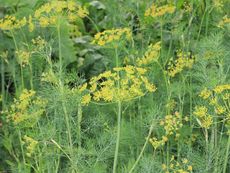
[113,100,122,173]
[113,47,121,173]
[56,19,74,167]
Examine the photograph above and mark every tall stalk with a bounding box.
[128,123,154,173]
[223,135,230,173]
[57,18,74,167]
[1,57,5,109]
[11,30,25,88]
[113,100,122,173]
[77,103,82,148]
[113,47,122,173]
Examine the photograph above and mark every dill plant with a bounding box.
[0,0,230,173]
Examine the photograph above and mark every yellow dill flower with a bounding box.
[92,28,132,46]
[7,89,47,126]
[68,13,78,22]
[199,87,212,99]
[209,97,218,106]
[89,66,156,102]
[136,42,161,66]
[77,6,89,18]
[81,94,91,106]
[213,84,230,93]
[218,15,230,28]
[201,115,213,129]
[215,105,226,114]
[39,17,50,27]
[67,1,76,11]
[194,106,208,118]
[23,135,38,157]
[223,93,230,100]
[32,36,47,50]
[15,50,31,67]
[167,50,195,77]
[49,16,58,25]
[52,1,67,13]
[187,165,193,171]
[162,164,167,170]
[182,158,188,164]
[162,113,183,136]
[149,137,165,150]
[79,83,87,93]
[183,2,193,13]
[163,156,193,173]
[19,89,36,101]
[162,135,168,142]
[34,1,87,27]
[0,15,27,30]
[145,3,175,18]
[28,15,34,32]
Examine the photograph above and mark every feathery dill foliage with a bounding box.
[0,0,230,173]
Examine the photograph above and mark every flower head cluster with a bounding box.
[196,85,229,130]
[6,89,47,126]
[23,135,38,157]
[92,28,132,46]
[28,15,34,32]
[15,50,31,67]
[34,1,88,27]
[75,83,91,106]
[213,84,230,94]
[193,106,213,129]
[0,15,27,30]
[136,42,161,66]
[201,85,229,111]
[218,15,230,28]
[160,112,183,136]
[149,136,168,150]
[199,87,212,100]
[182,2,193,13]
[145,3,175,18]
[32,36,47,51]
[167,50,195,77]
[85,65,156,103]
[162,156,193,173]
[149,112,183,150]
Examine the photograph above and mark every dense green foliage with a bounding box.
[0,0,230,173]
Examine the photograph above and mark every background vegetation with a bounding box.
[0,0,230,173]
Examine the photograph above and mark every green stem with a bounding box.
[223,135,230,173]
[128,123,154,173]
[77,103,82,148]
[18,130,26,165]
[86,16,99,32]
[155,61,169,112]
[1,58,5,109]
[113,100,122,173]
[57,19,63,77]
[29,63,34,89]
[113,47,122,173]
[10,30,24,89]
[57,18,74,166]
[197,6,207,41]
[61,89,74,160]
